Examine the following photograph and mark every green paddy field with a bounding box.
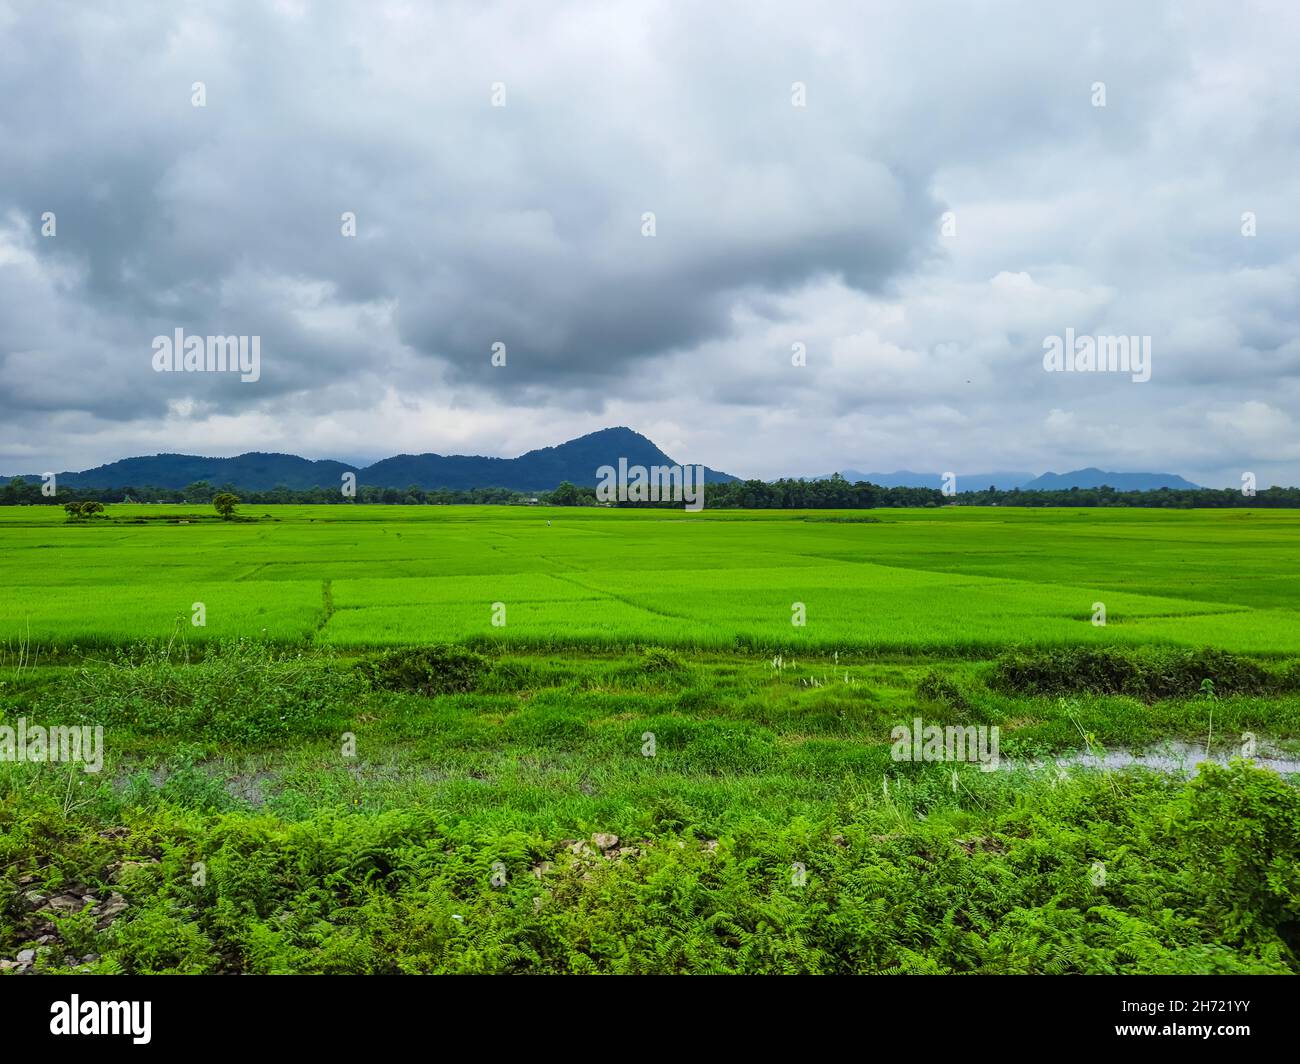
[2,505,1298,974]
[2,504,1298,653]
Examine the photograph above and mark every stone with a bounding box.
[96,893,128,928]
[47,895,83,912]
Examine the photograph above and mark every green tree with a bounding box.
[213,492,240,520]
[4,477,36,504]
[550,481,580,506]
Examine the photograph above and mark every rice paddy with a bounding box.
[2,504,1298,653]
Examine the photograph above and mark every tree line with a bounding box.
[702,477,1300,509]
[3,474,1298,509]
[1,478,536,506]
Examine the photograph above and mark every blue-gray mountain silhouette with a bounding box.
[820,470,1034,490]
[1020,468,1200,491]
[818,468,1199,491]
[15,428,737,493]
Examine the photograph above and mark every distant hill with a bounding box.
[11,438,1204,495]
[12,428,738,493]
[817,468,1201,491]
[1021,468,1201,491]
[30,452,358,492]
[821,470,1035,490]
[363,428,735,492]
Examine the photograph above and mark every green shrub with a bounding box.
[915,669,971,712]
[637,646,687,674]
[108,905,221,974]
[1172,761,1300,950]
[359,644,490,696]
[990,646,1280,701]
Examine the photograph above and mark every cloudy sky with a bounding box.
[1,0,1297,487]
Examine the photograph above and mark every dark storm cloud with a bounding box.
[0,2,940,416]
[0,1,1297,486]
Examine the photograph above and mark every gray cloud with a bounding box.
[1,0,1297,487]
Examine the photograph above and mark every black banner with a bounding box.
[1,975,1290,1050]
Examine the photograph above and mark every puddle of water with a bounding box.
[1027,741,1300,776]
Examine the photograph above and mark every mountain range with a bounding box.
[1017,468,1200,491]
[821,468,1200,491]
[10,428,738,493]
[825,470,1036,491]
[9,428,1204,493]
